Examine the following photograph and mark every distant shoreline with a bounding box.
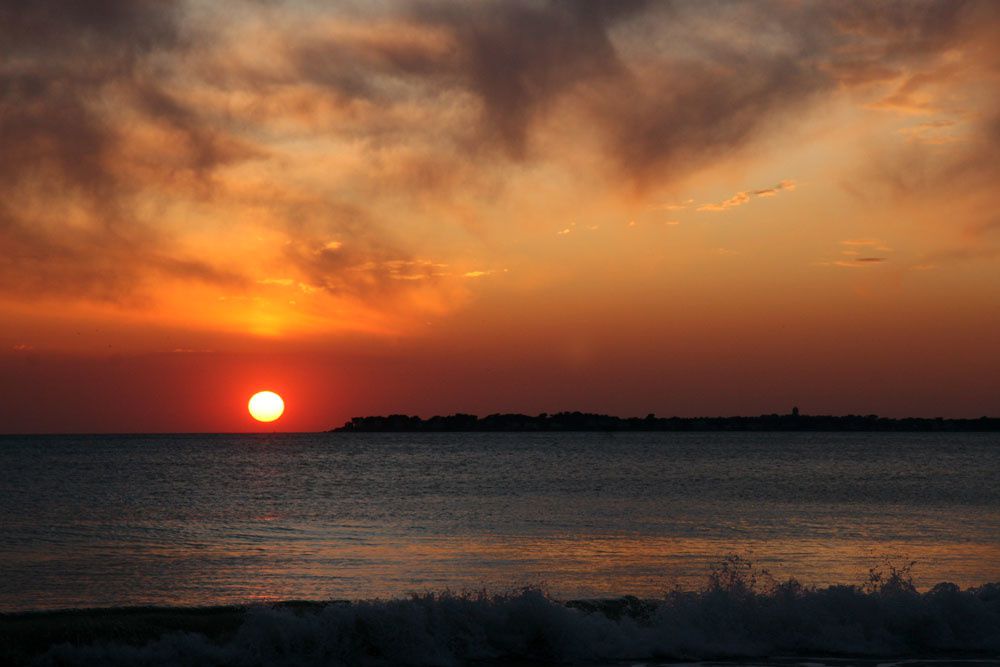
[332,411,1000,432]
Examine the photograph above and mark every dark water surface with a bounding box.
[1,432,998,612]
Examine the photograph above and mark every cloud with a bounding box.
[0,205,247,304]
[2,0,998,329]
[277,3,840,188]
[830,257,889,268]
[408,1,645,158]
[697,192,751,213]
[284,222,453,300]
[0,0,251,303]
[752,180,797,198]
[822,240,895,267]
[0,1,183,193]
[654,199,694,211]
[279,2,644,161]
[841,239,894,253]
[833,2,1000,198]
[897,119,960,144]
[697,181,795,212]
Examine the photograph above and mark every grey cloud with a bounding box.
[412,1,645,157]
[0,0,250,302]
[289,1,645,157]
[0,0,186,191]
[286,1,997,188]
[0,0,181,57]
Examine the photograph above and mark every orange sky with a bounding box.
[2,0,999,432]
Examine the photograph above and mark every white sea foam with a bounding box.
[34,581,1000,666]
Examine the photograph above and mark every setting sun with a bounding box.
[248,391,285,423]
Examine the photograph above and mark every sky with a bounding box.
[2,0,999,432]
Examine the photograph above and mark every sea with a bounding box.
[1,431,999,665]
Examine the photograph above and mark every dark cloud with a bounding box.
[292,22,457,102]
[0,0,181,56]
[0,0,184,188]
[0,0,249,302]
[286,1,997,188]
[412,1,645,157]
[131,83,257,179]
[819,0,980,60]
[606,55,826,187]
[597,0,1000,187]
[286,1,645,157]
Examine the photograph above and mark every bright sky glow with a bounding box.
[1,1,998,431]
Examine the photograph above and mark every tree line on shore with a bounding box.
[332,410,1000,432]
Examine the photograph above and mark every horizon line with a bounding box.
[7,410,998,436]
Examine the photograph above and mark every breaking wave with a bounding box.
[23,560,1000,666]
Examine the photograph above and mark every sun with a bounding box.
[248,390,285,423]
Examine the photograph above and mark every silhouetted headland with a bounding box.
[332,409,1000,432]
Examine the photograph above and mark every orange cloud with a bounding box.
[697,181,795,212]
[2,0,998,363]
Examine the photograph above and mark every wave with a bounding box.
[16,562,1000,666]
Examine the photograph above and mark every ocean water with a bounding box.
[2,432,998,613]
[2,432,1000,665]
